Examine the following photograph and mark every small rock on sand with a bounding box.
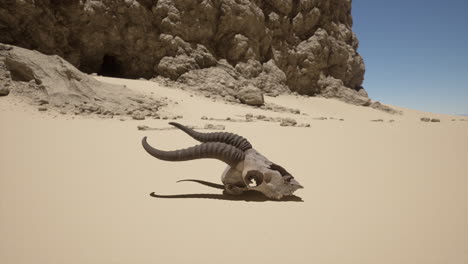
[132,111,145,120]
[38,106,48,111]
[201,116,208,120]
[204,124,225,130]
[280,118,297,127]
[38,99,49,105]
[420,117,440,123]
[371,119,384,122]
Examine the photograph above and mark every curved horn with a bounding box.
[142,137,245,166]
[169,122,252,151]
[176,179,225,190]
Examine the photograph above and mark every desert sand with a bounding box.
[1,76,467,264]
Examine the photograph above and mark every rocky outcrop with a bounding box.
[0,43,164,116]
[0,0,369,106]
[318,74,370,106]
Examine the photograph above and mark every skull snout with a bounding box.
[289,178,304,189]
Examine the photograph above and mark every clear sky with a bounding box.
[352,0,468,115]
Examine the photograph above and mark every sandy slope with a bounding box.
[1,76,468,264]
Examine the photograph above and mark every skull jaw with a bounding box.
[249,183,301,200]
[221,163,245,187]
[224,184,248,195]
[223,185,290,200]
[222,182,302,200]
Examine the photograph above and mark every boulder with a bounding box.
[0,86,9,96]
[237,85,264,106]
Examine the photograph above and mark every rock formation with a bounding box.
[0,0,387,110]
[0,43,164,116]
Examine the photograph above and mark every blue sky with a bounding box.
[352,0,468,115]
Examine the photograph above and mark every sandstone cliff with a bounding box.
[1,0,375,107]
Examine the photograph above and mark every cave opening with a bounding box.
[98,54,122,77]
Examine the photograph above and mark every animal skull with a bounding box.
[142,122,303,200]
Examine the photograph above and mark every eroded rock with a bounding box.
[0,44,164,117]
[318,74,371,106]
[0,0,366,105]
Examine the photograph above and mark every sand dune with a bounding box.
[1,77,467,264]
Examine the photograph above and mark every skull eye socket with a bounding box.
[245,170,264,187]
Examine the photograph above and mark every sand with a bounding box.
[1,76,468,264]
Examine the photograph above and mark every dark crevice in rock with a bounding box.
[98,54,122,77]
[289,0,300,22]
